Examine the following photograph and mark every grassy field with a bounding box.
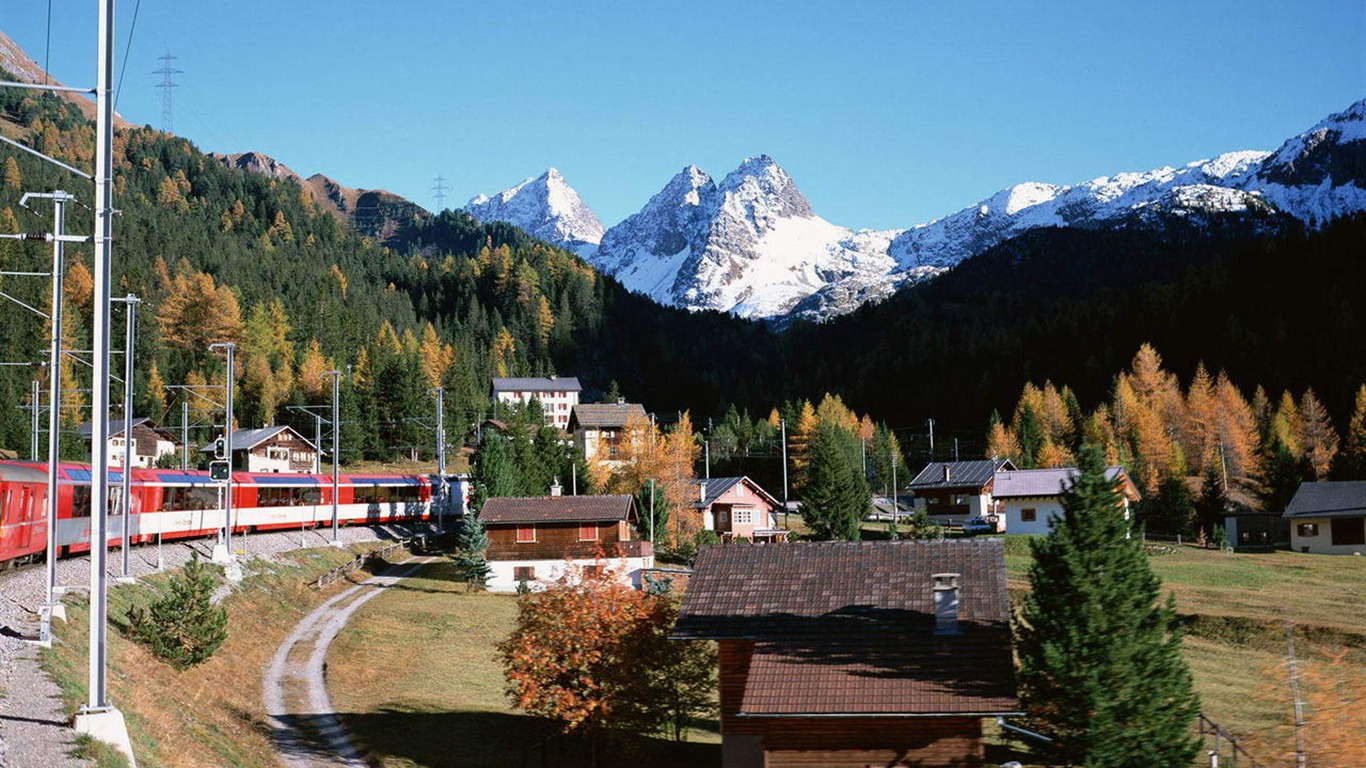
[43,544,395,768]
[327,561,721,768]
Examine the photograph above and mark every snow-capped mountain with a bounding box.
[464,168,605,258]
[592,156,899,318]
[491,99,1366,322]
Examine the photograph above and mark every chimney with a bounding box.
[550,478,562,497]
[932,573,961,635]
[698,479,707,504]
[942,464,952,483]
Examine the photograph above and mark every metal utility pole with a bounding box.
[928,418,935,460]
[779,418,789,526]
[648,478,655,543]
[86,0,117,718]
[30,378,41,460]
[209,342,235,556]
[432,386,446,529]
[153,53,181,134]
[325,371,341,542]
[891,445,898,520]
[40,190,70,624]
[954,437,960,462]
[704,439,710,479]
[117,295,139,579]
[180,401,189,470]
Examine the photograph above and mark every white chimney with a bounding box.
[932,573,961,635]
[698,479,707,504]
[942,464,952,483]
[550,478,562,497]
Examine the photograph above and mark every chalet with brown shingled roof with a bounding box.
[478,489,654,592]
[672,540,1018,768]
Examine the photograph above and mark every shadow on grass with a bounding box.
[284,709,723,768]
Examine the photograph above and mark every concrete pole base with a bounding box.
[114,576,137,585]
[328,539,347,549]
[73,707,137,767]
[48,602,67,622]
[211,543,234,565]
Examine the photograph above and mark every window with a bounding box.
[1297,523,1318,537]
[733,509,753,525]
[516,524,536,543]
[513,566,536,582]
[582,565,601,580]
[579,523,598,541]
[1021,508,1037,523]
[1331,518,1365,546]
[267,447,289,461]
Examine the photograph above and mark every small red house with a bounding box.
[478,493,654,592]
[673,540,1019,768]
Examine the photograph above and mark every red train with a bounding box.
[0,461,438,566]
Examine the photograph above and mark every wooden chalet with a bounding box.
[568,402,647,464]
[673,540,1019,768]
[198,426,318,473]
[78,417,180,469]
[478,492,654,591]
[908,458,1015,521]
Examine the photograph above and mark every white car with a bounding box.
[962,516,999,535]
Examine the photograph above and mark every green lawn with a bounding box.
[327,561,721,768]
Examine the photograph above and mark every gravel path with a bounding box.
[0,523,438,768]
[262,557,435,768]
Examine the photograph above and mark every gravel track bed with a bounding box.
[0,522,438,768]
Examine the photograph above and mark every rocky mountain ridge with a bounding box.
[467,98,1366,321]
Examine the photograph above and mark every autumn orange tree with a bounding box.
[498,568,716,760]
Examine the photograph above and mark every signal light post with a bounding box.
[209,342,235,562]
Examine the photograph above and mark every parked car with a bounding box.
[962,516,999,535]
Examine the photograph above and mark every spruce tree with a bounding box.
[451,511,491,589]
[127,552,229,669]
[1018,446,1200,767]
[802,422,869,540]
[1194,461,1227,539]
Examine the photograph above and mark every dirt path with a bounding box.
[262,558,434,768]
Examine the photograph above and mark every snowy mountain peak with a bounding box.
[716,155,814,223]
[464,168,605,255]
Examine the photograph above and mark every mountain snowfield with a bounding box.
[465,168,604,258]
[464,98,1366,321]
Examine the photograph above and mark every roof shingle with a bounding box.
[907,459,1013,491]
[673,540,1016,716]
[479,494,635,524]
[569,403,647,429]
[1282,481,1366,519]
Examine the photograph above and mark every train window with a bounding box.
[164,486,219,511]
[72,487,92,517]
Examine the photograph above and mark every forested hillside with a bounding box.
[2,63,1363,468]
[0,71,765,461]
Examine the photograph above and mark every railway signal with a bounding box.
[209,461,231,482]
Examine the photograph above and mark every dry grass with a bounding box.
[43,544,390,768]
[1000,538,1366,748]
[327,561,721,768]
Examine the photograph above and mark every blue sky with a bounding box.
[5,1,1364,229]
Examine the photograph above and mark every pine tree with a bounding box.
[1018,447,1200,766]
[126,552,229,669]
[802,422,868,540]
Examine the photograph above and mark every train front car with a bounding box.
[0,461,51,566]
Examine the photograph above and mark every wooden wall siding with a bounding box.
[719,641,758,733]
[762,718,982,767]
[486,520,627,560]
[130,425,170,456]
